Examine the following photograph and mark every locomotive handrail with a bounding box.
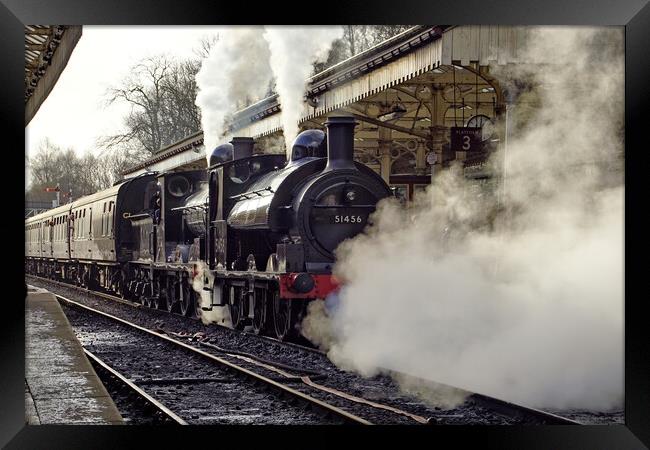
[229,186,274,201]
[170,205,207,212]
[123,212,152,220]
[312,204,377,209]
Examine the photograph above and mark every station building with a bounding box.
[123,25,528,202]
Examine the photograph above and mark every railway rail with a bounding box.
[26,274,323,353]
[83,349,187,425]
[28,275,582,425]
[57,293,371,425]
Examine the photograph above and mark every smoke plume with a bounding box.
[301,27,624,411]
[195,27,272,158]
[263,26,344,156]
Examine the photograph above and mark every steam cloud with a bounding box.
[190,261,231,327]
[302,27,624,411]
[263,26,344,156]
[195,27,272,158]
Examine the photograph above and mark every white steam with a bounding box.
[263,26,344,155]
[195,27,272,158]
[190,261,231,327]
[302,27,624,411]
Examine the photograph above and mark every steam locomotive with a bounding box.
[25,116,392,339]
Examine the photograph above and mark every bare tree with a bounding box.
[101,141,151,185]
[27,139,116,203]
[315,25,415,72]
[100,55,202,156]
[29,138,60,187]
[193,35,219,59]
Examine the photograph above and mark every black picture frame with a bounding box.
[3,1,648,448]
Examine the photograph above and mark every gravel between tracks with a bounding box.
[28,277,623,425]
[61,303,340,425]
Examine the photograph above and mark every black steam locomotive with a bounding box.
[25,116,392,339]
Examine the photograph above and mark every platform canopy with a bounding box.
[124,25,528,199]
[25,25,82,126]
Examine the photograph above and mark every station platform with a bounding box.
[25,285,123,424]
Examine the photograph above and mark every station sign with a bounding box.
[450,127,483,152]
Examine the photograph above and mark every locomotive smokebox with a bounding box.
[324,115,357,171]
[230,137,255,160]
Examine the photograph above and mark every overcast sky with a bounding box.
[26,26,222,160]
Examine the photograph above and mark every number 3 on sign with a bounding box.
[462,135,471,150]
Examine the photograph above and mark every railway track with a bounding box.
[25,274,324,354]
[28,275,581,425]
[57,293,371,425]
[83,348,187,425]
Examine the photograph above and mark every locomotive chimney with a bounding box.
[230,137,255,160]
[324,115,357,171]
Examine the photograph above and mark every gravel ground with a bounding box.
[61,303,340,425]
[29,276,623,425]
[545,409,624,425]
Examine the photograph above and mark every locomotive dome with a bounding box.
[209,143,234,166]
[290,129,327,161]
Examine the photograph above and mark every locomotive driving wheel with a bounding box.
[114,272,125,298]
[165,279,177,313]
[179,280,193,316]
[228,286,247,330]
[251,287,268,335]
[142,281,153,308]
[272,291,298,341]
[191,292,203,320]
[151,279,161,309]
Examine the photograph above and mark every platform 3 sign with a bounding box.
[451,127,483,152]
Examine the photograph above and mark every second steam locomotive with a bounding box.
[25,116,392,339]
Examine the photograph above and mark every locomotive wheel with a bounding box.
[228,286,247,330]
[166,281,177,313]
[114,273,125,298]
[179,281,193,317]
[272,292,298,341]
[151,279,162,309]
[251,288,269,335]
[192,293,203,320]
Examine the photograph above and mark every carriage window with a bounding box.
[108,202,114,236]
